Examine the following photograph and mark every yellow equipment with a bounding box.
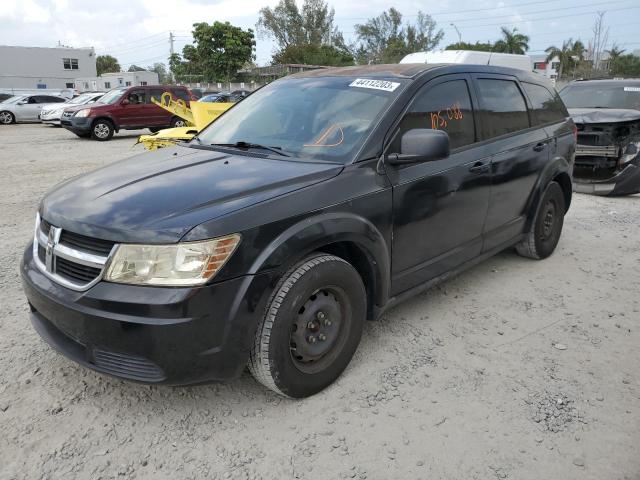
[137,92,234,151]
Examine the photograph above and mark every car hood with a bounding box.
[40,146,343,243]
[568,108,640,124]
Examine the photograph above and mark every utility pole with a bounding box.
[169,31,175,83]
[450,23,462,44]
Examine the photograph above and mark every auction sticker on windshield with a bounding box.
[623,87,640,92]
[349,79,400,92]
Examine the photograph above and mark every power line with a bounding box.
[94,31,169,50]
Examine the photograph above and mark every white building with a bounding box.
[74,71,160,92]
[531,54,560,84]
[0,45,96,90]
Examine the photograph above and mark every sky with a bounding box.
[1,0,639,68]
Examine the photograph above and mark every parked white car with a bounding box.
[40,92,105,126]
[0,94,66,124]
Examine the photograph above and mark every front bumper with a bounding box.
[21,244,274,385]
[61,116,91,134]
[573,163,640,196]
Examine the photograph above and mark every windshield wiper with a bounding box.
[210,141,290,157]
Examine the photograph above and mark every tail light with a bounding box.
[571,123,578,142]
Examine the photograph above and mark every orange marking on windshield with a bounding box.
[304,124,344,147]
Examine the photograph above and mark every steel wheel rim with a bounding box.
[0,112,12,124]
[94,123,109,138]
[540,200,557,241]
[289,286,351,374]
[174,119,186,127]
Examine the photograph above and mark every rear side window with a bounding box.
[522,82,568,125]
[173,89,190,102]
[477,79,529,138]
[148,89,168,103]
[392,79,476,151]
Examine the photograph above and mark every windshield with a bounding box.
[2,95,25,105]
[96,88,126,105]
[68,93,101,105]
[196,76,406,162]
[560,83,640,110]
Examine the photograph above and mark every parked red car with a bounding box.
[61,85,194,141]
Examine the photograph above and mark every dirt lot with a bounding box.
[1,124,639,480]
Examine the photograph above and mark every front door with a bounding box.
[385,75,492,295]
[15,96,42,121]
[116,89,147,127]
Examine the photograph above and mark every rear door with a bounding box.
[148,88,172,126]
[385,74,492,294]
[471,74,550,251]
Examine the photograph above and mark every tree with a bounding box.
[169,22,255,83]
[354,8,443,64]
[258,0,342,48]
[127,64,146,72]
[273,43,353,66]
[546,39,578,79]
[606,44,626,62]
[445,41,494,52]
[493,27,529,54]
[257,0,348,65]
[610,53,640,77]
[96,55,120,75]
[146,62,171,84]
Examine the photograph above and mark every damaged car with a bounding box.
[560,79,640,196]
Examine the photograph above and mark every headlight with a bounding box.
[104,234,241,286]
[74,108,91,117]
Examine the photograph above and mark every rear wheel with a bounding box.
[91,119,114,141]
[249,254,366,398]
[0,111,15,124]
[516,181,565,259]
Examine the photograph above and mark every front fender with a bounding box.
[248,212,391,310]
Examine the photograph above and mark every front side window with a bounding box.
[390,79,476,152]
[522,82,568,125]
[197,76,406,163]
[477,79,530,138]
[127,90,146,104]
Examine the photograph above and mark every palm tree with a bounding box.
[546,39,581,79]
[606,44,626,73]
[493,27,529,54]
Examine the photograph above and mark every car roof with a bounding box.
[290,63,550,85]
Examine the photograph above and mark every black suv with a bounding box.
[21,64,575,397]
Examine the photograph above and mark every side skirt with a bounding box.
[372,234,525,320]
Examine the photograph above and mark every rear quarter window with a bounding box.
[173,89,190,102]
[477,79,530,138]
[522,82,568,125]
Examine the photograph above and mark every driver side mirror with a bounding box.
[386,129,450,165]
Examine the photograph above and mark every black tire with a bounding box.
[249,254,366,398]
[148,127,162,133]
[0,111,15,124]
[516,181,565,259]
[91,119,114,141]
[170,116,187,128]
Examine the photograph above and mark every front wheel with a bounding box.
[249,254,366,398]
[91,119,114,141]
[170,116,187,128]
[0,111,15,124]
[516,181,566,259]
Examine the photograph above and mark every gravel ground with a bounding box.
[1,124,639,480]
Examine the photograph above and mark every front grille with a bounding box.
[93,349,166,382]
[59,230,115,256]
[34,214,116,290]
[56,257,102,283]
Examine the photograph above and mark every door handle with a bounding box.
[533,142,547,152]
[469,161,489,173]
